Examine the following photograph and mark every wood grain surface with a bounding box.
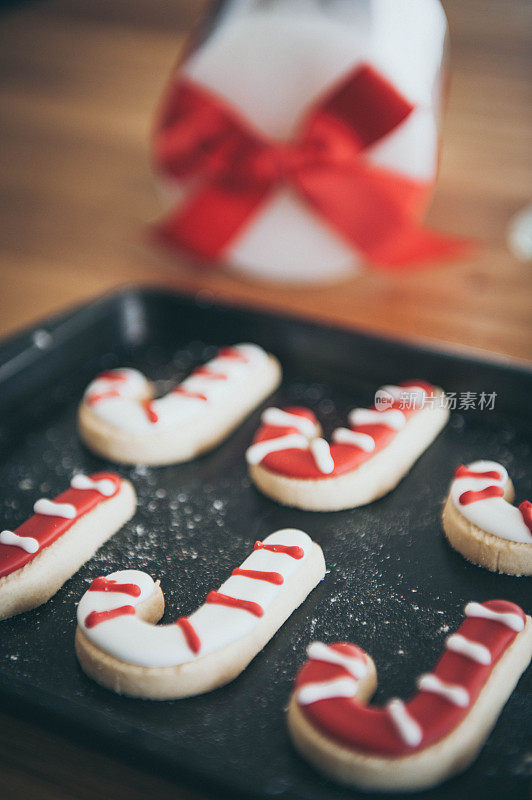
[0,2,530,799]
[1,0,531,360]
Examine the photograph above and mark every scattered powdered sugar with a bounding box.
[0,338,529,795]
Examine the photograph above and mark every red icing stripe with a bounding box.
[232,567,284,585]
[89,577,141,597]
[459,486,504,505]
[254,541,304,559]
[218,347,249,362]
[172,387,208,402]
[142,399,159,423]
[296,600,524,757]
[85,605,135,628]
[455,465,503,480]
[96,371,128,382]
[87,390,121,406]
[519,501,532,533]
[176,616,201,654]
[0,472,121,580]
[205,591,264,617]
[193,367,227,379]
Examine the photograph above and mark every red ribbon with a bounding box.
[153,64,467,268]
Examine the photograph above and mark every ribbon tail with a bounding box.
[368,226,475,269]
[298,163,475,271]
[155,179,271,262]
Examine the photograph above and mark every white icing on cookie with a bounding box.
[309,438,334,474]
[261,408,319,438]
[0,530,40,554]
[84,344,268,433]
[450,460,531,544]
[245,433,308,465]
[84,368,149,402]
[297,677,359,705]
[70,474,116,497]
[332,428,376,452]
[446,634,491,665]
[78,529,313,668]
[465,601,525,632]
[33,499,77,519]
[417,673,469,707]
[306,642,368,679]
[386,698,422,746]
[347,408,406,431]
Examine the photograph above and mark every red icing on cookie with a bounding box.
[176,616,201,654]
[85,605,135,628]
[232,567,284,585]
[142,399,159,424]
[96,371,128,382]
[193,367,227,379]
[295,600,524,756]
[252,382,434,479]
[254,541,304,559]
[0,473,121,579]
[89,577,141,597]
[459,486,505,505]
[87,390,121,406]
[218,347,249,362]
[172,387,208,402]
[519,501,532,534]
[205,591,264,617]
[455,465,503,480]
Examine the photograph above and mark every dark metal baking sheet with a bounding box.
[0,288,530,800]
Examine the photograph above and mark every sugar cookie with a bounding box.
[246,381,448,510]
[442,460,532,575]
[287,600,532,791]
[0,473,136,620]
[78,344,281,465]
[75,529,325,699]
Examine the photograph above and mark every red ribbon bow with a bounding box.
[153,65,466,268]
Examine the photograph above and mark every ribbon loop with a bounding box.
[154,65,467,267]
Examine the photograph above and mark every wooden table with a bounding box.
[0,1,530,798]
[1,0,531,360]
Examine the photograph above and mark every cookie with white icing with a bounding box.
[246,381,449,511]
[442,460,532,576]
[75,529,325,699]
[0,473,136,620]
[287,601,532,792]
[78,344,281,466]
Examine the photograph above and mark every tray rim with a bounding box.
[0,284,530,800]
[0,283,531,379]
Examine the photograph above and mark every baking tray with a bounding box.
[0,288,530,800]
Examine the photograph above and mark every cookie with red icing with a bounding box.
[75,529,325,699]
[78,344,281,466]
[246,381,449,510]
[442,460,532,575]
[0,473,136,620]
[287,600,532,791]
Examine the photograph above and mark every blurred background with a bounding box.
[0,0,531,358]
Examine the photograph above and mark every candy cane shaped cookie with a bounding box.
[246,381,449,510]
[287,601,532,792]
[75,529,325,699]
[78,344,281,465]
[442,461,532,575]
[0,473,136,620]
